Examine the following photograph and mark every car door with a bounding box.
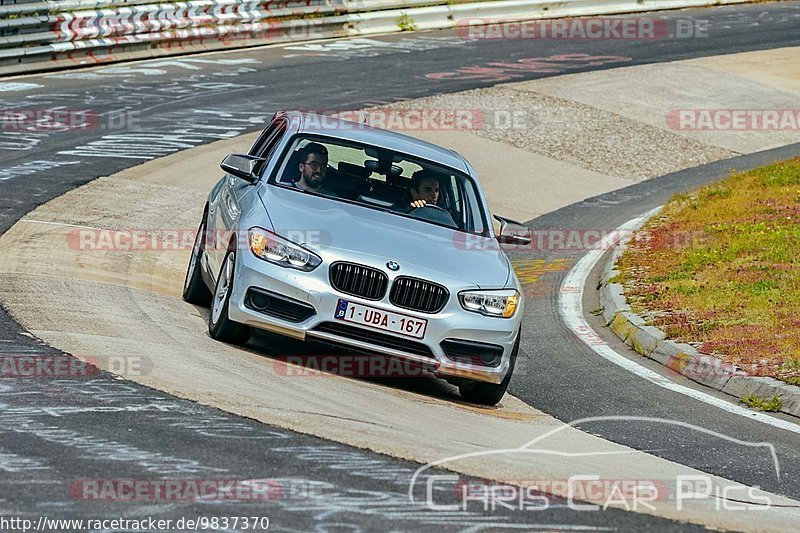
[207,119,287,280]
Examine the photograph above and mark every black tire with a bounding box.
[458,330,520,406]
[208,250,251,345]
[182,214,212,306]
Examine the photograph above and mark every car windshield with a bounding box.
[270,135,489,235]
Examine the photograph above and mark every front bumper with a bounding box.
[227,250,522,385]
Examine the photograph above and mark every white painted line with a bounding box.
[461,525,611,531]
[18,219,99,230]
[558,207,800,435]
[0,82,42,92]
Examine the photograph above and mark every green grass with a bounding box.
[617,158,800,386]
[740,394,783,412]
[397,13,418,31]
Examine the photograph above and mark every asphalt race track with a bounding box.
[1,1,800,530]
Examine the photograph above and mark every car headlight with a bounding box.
[459,289,520,318]
[248,227,322,271]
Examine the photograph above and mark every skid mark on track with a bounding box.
[450,402,546,422]
[425,54,632,82]
[513,258,574,300]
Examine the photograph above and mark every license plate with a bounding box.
[334,299,428,339]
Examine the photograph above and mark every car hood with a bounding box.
[258,185,511,288]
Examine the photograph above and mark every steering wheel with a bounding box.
[410,203,449,214]
[408,203,458,229]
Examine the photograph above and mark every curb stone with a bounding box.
[599,283,629,326]
[596,223,800,419]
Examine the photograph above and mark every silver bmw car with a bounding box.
[183,111,531,405]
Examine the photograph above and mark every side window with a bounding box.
[261,124,286,160]
[278,138,308,184]
[448,175,462,217]
[463,179,486,234]
[248,124,277,156]
[249,121,286,159]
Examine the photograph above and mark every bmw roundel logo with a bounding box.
[386,261,400,271]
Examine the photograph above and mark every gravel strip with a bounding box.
[372,87,735,181]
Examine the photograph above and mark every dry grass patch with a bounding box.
[616,158,800,386]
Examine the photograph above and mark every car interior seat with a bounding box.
[333,162,370,199]
[282,148,303,183]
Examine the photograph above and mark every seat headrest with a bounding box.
[282,148,304,182]
[338,162,370,179]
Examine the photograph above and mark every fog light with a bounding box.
[480,351,496,364]
[249,292,271,311]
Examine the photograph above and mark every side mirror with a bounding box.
[493,214,532,246]
[220,154,265,184]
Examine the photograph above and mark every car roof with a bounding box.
[282,111,471,174]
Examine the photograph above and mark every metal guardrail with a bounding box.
[0,0,753,75]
